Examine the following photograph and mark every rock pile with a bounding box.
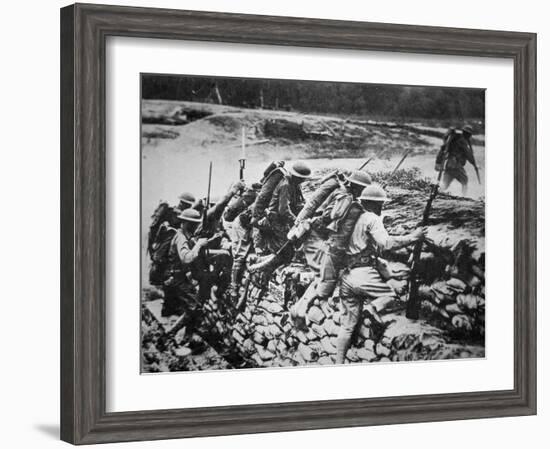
[141,182,486,372]
[229,264,394,367]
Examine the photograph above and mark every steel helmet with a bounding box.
[346,170,372,187]
[462,125,474,135]
[288,161,312,179]
[359,184,389,202]
[178,191,196,206]
[242,187,257,202]
[177,208,202,222]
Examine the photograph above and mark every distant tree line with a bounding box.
[142,74,485,120]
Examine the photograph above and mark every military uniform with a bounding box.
[224,189,258,299]
[262,174,305,254]
[251,165,287,255]
[161,228,203,317]
[436,129,477,194]
[148,222,178,287]
[335,209,410,364]
[314,187,364,298]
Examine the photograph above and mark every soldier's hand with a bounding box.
[411,226,428,242]
[230,180,246,194]
[196,237,209,248]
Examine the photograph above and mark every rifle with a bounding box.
[239,126,246,181]
[466,137,481,185]
[381,147,412,188]
[473,165,481,185]
[249,241,291,273]
[200,161,213,256]
[358,156,374,170]
[405,156,447,320]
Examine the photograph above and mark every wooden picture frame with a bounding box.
[60,3,536,444]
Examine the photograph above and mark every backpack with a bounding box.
[147,202,173,254]
[148,221,177,286]
[251,161,287,222]
[436,128,462,169]
[296,171,342,222]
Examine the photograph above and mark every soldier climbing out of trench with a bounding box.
[223,186,259,301]
[249,161,312,297]
[290,169,373,326]
[192,179,246,304]
[335,184,427,364]
[435,125,480,196]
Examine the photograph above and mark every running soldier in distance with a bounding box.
[435,125,479,196]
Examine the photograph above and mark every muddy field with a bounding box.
[140,100,485,372]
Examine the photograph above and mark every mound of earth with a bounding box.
[141,167,485,372]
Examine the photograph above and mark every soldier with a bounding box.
[251,161,287,256]
[251,161,312,293]
[263,161,311,253]
[335,184,426,364]
[147,192,196,292]
[177,191,197,212]
[290,170,372,325]
[436,125,479,196]
[161,208,206,317]
[188,181,245,306]
[223,187,259,300]
[315,170,372,298]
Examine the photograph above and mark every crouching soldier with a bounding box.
[194,181,245,302]
[162,208,207,317]
[335,184,426,364]
[147,192,195,298]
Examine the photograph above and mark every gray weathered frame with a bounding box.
[60,3,537,445]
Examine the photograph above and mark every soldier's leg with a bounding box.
[230,228,252,299]
[441,171,454,191]
[315,249,345,300]
[335,296,362,364]
[335,271,363,364]
[344,267,396,324]
[252,228,268,256]
[210,253,232,313]
[161,283,184,317]
[290,279,318,330]
[455,167,469,196]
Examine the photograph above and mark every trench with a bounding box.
[141,188,485,372]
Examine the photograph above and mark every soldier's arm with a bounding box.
[455,137,476,167]
[206,181,245,223]
[175,233,203,265]
[463,139,477,167]
[370,217,419,251]
[277,181,296,223]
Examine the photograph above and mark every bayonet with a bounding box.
[239,126,246,181]
[381,147,413,188]
[358,156,374,170]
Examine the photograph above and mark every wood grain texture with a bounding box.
[60,3,537,445]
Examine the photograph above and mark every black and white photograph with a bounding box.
[140,74,486,373]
